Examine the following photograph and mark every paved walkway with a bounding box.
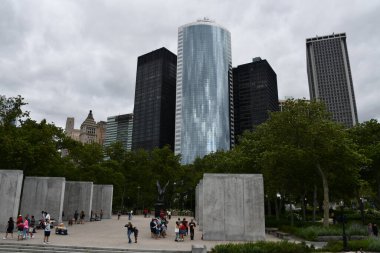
[1,215,280,251]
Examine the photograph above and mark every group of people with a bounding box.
[368,223,379,236]
[150,217,168,239]
[124,222,139,243]
[70,210,86,225]
[174,218,196,242]
[3,210,52,244]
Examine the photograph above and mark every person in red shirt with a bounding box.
[16,215,24,241]
[179,222,186,241]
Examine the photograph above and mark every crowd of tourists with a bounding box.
[3,211,52,244]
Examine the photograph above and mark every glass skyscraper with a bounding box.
[104,113,133,151]
[175,19,233,164]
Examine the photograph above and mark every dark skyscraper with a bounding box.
[132,47,177,151]
[233,57,279,139]
[306,33,358,127]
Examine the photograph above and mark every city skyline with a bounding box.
[1,1,379,128]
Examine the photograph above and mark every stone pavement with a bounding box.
[1,215,280,251]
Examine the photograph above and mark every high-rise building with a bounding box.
[104,113,133,151]
[233,57,279,138]
[96,121,107,146]
[306,33,358,127]
[132,48,177,151]
[175,19,233,164]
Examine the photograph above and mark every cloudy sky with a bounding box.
[1,0,379,129]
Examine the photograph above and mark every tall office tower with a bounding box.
[233,57,279,139]
[132,48,177,151]
[175,19,233,164]
[306,33,358,127]
[104,114,133,151]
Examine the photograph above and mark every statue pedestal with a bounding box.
[154,202,164,218]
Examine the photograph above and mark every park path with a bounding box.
[1,215,280,251]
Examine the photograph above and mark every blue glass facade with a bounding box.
[175,20,233,164]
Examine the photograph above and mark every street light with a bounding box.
[137,186,141,211]
[340,201,348,251]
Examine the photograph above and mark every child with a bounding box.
[133,226,138,243]
[3,217,14,240]
[43,220,51,244]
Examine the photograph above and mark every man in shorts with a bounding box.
[43,220,51,244]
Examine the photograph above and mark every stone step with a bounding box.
[0,243,188,253]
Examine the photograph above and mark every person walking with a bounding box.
[3,217,14,240]
[80,210,85,224]
[16,215,24,241]
[29,215,35,238]
[368,223,373,236]
[189,219,196,240]
[117,211,121,220]
[373,223,379,237]
[74,210,79,224]
[174,221,180,242]
[125,222,134,243]
[23,215,29,239]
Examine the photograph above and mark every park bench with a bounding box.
[276,231,289,239]
[265,227,279,235]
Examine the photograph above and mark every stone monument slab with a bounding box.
[63,181,93,221]
[201,174,265,241]
[91,184,113,219]
[0,170,23,229]
[20,177,65,222]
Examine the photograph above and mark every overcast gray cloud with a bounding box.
[1,0,379,128]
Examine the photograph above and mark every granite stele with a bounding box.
[20,177,66,222]
[0,170,23,229]
[91,184,113,219]
[198,173,265,241]
[63,181,93,221]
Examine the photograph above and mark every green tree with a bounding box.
[349,119,380,205]
[239,99,362,226]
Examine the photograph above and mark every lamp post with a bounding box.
[340,201,348,251]
[172,182,177,210]
[137,186,141,212]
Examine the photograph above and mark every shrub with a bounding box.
[346,223,367,236]
[291,223,367,240]
[320,238,380,252]
[211,241,312,253]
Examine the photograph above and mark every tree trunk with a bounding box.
[313,184,317,223]
[317,163,329,227]
[356,190,365,225]
[267,197,272,216]
[378,183,380,207]
[301,194,306,222]
[274,196,279,221]
[290,199,294,226]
